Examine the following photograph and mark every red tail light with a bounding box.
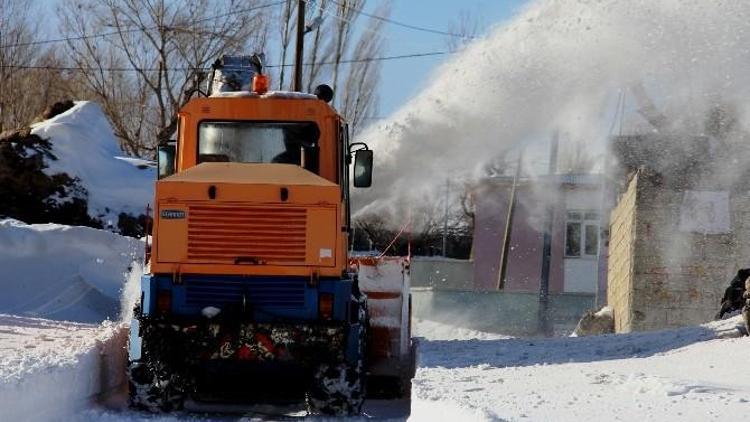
[156,290,172,314]
[319,293,334,320]
[253,74,269,94]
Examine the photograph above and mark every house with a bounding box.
[471,173,607,298]
[408,172,606,336]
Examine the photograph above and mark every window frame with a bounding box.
[565,209,600,259]
[195,119,321,166]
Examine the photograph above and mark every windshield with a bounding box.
[198,121,320,165]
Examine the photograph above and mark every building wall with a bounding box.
[608,171,749,332]
[472,177,604,295]
[607,173,638,332]
[471,181,566,293]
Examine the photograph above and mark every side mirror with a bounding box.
[158,144,176,179]
[353,149,373,188]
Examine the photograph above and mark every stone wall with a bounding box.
[607,170,749,332]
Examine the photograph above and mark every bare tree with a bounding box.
[445,9,481,52]
[59,0,270,156]
[328,0,363,97]
[558,137,596,173]
[304,0,334,93]
[339,1,386,134]
[272,0,389,134]
[275,0,296,90]
[0,1,81,131]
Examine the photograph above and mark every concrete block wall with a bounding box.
[410,257,474,290]
[411,288,596,336]
[608,171,749,332]
[607,173,638,332]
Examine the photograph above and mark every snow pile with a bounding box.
[414,319,512,342]
[30,101,154,227]
[355,0,750,217]
[0,219,143,323]
[0,315,127,422]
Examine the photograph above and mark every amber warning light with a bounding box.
[253,74,269,94]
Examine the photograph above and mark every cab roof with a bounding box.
[160,162,337,186]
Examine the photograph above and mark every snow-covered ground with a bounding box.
[0,220,748,421]
[0,314,746,421]
[415,317,749,421]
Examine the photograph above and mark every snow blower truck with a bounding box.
[127,55,416,416]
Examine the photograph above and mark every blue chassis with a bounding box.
[129,273,363,366]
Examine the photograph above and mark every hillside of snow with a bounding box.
[29,101,154,229]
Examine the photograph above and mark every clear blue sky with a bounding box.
[34,0,528,116]
[372,0,529,116]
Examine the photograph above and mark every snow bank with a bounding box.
[30,101,154,227]
[414,319,512,341]
[0,315,127,422]
[0,219,143,323]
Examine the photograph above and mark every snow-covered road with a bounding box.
[1,315,748,421]
[415,318,750,421]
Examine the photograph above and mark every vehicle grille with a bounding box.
[187,205,307,265]
[183,277,307,309]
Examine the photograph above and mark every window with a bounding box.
[198,121,319,165]
[565,210,600,258]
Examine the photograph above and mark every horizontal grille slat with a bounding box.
[186,205,307,265]
[183,278,306,309]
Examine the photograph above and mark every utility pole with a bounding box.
[442,178,450,257]
[498,149,524,290]
[538,130,559,336]
[293,0,305,92]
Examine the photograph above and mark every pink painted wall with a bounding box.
[471,178,568,293]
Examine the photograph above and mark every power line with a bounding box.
[0,0,285,50]
[0,50,452,72]
[326,0,475,40]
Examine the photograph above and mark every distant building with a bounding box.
[471,173,607,297]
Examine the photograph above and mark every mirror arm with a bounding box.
[348,142,369,154]
[347,142,369,165]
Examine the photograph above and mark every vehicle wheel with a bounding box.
[307,361,365,416]
[306,291,367,416]
[128,360,185,412]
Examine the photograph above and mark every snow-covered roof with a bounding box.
[210,90,319,100]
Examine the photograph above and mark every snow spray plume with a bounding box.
[120,261,144,322]
[353,0,750,227]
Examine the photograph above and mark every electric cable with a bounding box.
[0,0,285,50]
[325,0,475,40]
[0,50,453,72]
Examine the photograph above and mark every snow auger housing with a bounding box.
[127,55,415,416]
